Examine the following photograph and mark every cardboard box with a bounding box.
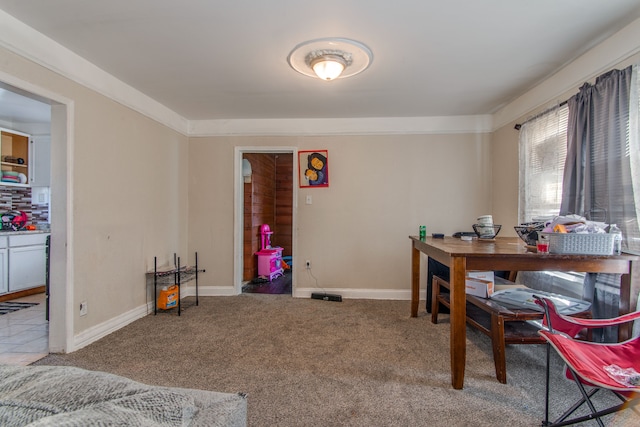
[465,277,494,298]
[467,270,495,284]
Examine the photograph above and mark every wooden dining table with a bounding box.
[409,235,639,389]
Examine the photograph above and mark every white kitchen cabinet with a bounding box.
[0,236,7,294]
[29,135,50,187]
[8,233,48,292]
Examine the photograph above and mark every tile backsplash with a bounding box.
[31,204,49,223]
[0,185,49,223]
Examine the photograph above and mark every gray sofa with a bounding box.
[0,364,247,426]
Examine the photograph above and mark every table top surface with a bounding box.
[410,236,639,260]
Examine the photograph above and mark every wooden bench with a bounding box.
[430,275,584,384]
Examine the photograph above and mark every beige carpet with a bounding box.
[35,294,639,426]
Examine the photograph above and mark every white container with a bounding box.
[544,233,614,255]
[609,224,622,255]
[477,215,493,225]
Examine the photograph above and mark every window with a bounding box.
[518,64,640,255]
[518,104,569,223]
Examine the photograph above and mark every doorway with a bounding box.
[234,147,297,296]
[0,72,71,356]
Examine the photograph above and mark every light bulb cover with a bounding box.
[309,54,347,80]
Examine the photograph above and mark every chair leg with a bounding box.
[566,368,606,427]
[546,370,640,427]
[542,343,551,426]
[542,344,602,427]
[490,313,507,384]
[547,393,635,427]
[550,388,600,426]
[542,356,640,427]
[543,343,551,426]
[431,277,441,324]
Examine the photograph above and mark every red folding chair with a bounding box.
[535,296,640,426]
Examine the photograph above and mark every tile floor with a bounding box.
[0,292,48,365]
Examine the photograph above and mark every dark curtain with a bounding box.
[560,66,633,342]
[561,66,633,221]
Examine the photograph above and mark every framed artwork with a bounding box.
[299,150,329,188]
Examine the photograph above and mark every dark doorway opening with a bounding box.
[241,153,293,295]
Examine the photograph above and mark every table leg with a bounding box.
[450,256,467,389]
[619,269,632,341]
[411,243,420,317]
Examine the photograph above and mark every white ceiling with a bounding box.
[0,0,639,124]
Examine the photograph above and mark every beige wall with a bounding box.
[0,45,189,339]
[72,101,189,327]
[491,121,520,237]
[0,15,637,350]
[188,133,493,294]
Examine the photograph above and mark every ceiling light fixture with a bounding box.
[288,38,373,81]
[309,52,348,81]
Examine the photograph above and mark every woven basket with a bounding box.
[543,233,614,255]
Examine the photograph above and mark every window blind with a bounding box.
[519,105,569,223]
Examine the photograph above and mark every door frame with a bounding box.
[233,146,298,294]
[0,70,73,353]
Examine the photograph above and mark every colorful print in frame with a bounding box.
[299,150,329,187]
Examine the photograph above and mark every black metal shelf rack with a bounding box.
[147,252,204,316]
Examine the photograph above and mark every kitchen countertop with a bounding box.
[0,230,50,235]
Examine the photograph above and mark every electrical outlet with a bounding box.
[305,260,311,269]
[80,301,87,316]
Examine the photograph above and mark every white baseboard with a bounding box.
[180,283,426,300]
[72,303,149,352]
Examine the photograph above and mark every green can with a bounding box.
[419,225,426,239]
